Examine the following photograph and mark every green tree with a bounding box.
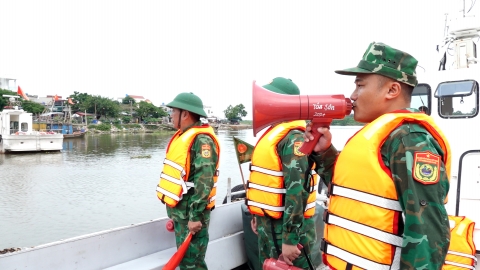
[22,100,45,114]
[0,88,16,111]
[135,101,167,121]
[122,96,136,105]
[224,104,247,121]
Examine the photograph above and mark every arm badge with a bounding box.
[412,151,441,184]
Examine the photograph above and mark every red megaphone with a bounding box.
[263,244,305,270]
[252,81,352,155]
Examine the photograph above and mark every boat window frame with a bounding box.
[21,122,28,132]
[434,79,476,98]
[412,83,432,115]
[436,80,479,119]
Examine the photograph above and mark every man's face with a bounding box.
[171,108,182,129]
[350,73,389,123]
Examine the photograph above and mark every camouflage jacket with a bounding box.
[311,108,450,270]
[166,121,219,223]
[257,129,315,246]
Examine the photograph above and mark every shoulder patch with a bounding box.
[412,151,441,185]
[201,144,211,158]
[293,141,305,156]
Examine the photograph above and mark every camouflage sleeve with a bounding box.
[188,134,218,222]
[382,124,450,270]
[308,144,338,186]
[277,130,310,245]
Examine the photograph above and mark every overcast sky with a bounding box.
[1,0,478,119]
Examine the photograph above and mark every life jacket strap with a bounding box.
[447,250,478,262]
[444,260,475,269]
[305,201,316,211]
[329,184,402,211]
[246,200,285,212]
[321,240,401,270]
[323,211,403,247]
[250,164,284,177]
[163,158,186,177]
[156,186,180,202]
[160,173,191,195]
[248,182,286,194]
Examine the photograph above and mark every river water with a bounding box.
[0,126,360,249]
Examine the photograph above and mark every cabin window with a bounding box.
[435,80,479,118]
[21,122,28,132]
[10,121,19,134]
[412,84,431,115]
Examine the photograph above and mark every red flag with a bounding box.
[68,98,74,105]
[17,86,30,101]
[54,95,59,101]
[162,232,192,270]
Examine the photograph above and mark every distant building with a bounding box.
[126,95,151,104]
[0,78,16,91]
[159,102,173,115]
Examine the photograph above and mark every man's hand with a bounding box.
[188,221,202,235]
[250,216,258,235]
[304,124,332,153]
[281,243,301,265]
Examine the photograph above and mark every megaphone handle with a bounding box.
[277,244,304,263]
[299,121,330,155]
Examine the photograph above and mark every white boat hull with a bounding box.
[0,134,63,153]
[0,201,247,270]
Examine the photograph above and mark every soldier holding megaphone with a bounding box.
[246,77,320,270]
[305,42,451,270]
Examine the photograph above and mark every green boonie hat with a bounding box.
[335,42,418,87]
[166,92,207,117]
[263,77,300,95]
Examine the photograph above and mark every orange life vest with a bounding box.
[443,216,477,270]
[156,125,220,209]
[322,112,451,270]
[246,120,319,219]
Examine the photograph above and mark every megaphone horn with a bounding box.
[252,80,352,154]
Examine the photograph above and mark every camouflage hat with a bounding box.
[335,42,418,86]
[166,92,207,117]
[263,77,300,95]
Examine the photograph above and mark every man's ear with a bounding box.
[385,81,402,100]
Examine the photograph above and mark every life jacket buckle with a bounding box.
[320,239,328,253]
[327,183,333,198]
[323,210,330,224]
[215,170,220,176]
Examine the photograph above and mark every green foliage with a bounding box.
[91,123,111,131]
[22,100,45,114]
[331,115,364,126]
[135,101,167,120]
[122,96,136,105]
[0,88,17,111]
[68,92,121,119]
[122,116,132,123]
[224,104,247,121]
[144,117,161,123]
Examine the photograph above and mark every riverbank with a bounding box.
[82,123,253,134]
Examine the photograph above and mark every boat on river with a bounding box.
[0,95,63,154]
[1,5,479,270]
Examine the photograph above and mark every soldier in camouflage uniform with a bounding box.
[157,92,219,270]
[249,77,319,269]
[306,42,451,270]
